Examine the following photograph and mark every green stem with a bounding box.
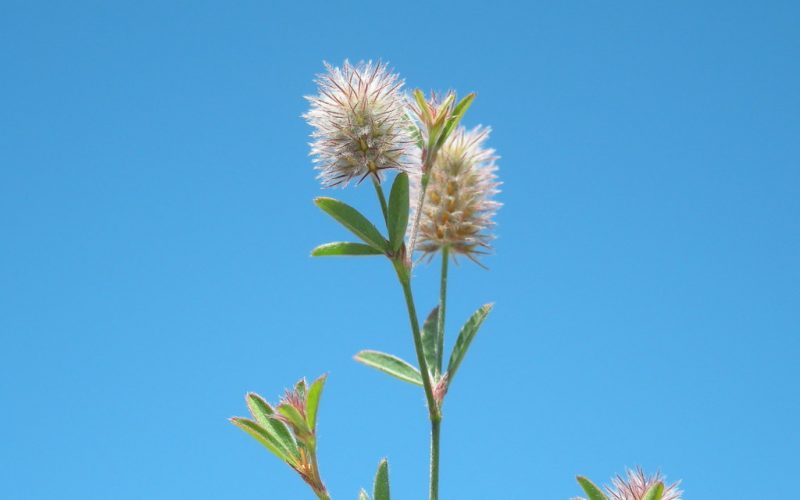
[394,264,439,417]
[378,165,442,500]
[309,449,329,500]
[393,262,441,500]
[430,419,441,500]
[372,176,389,223]
[436,246,449,372]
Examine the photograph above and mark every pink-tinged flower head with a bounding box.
[304,60,414,187]
[606,468,682,500]
[411,126,501,263]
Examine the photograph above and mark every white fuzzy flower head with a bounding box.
[412,126,501,263]
[606,468,682,500]
[304,60,413,187]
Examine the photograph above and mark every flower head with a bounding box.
[411,126,501,263]
[605,468,682,500]
[304,60,414,187]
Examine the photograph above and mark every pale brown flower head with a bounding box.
[304,60,414,187]
[605,468,682,500]
[411,126,501,262]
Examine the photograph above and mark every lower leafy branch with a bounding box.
[575,468,682,500]
[230,375,331,500]
[231,374,396,500]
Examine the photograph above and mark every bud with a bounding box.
[304,61,413,187]
[575,468,682,500]
[606,468,682,500]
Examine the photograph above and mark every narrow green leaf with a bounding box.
[230,417,295,466]
[413,89,432,124]
[436,92,476,149]
[436,93,455,118]
[387,173,409,252]
[641,482,664,500]
[354,350,423,386]
[306,374,327,432]
[245,393,274,425]
[432,93,455,129]
[277,403,311,436]
[452,92,476,118]
[421,306,440,377]
[446,303,493,383]
[294,378,307,399]
[245,393,298,460]
[311,242,383,257]
[359,489,370,500]
[373,458,390,500]
[576,476,608,500]
[315,197,387,251]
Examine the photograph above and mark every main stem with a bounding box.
[395,267,438,416]
[430,419,441,500]
[394,264,442,500]
[377,172,441,500]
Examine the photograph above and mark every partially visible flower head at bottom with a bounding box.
[304,60,414,187]
[411,126,501,263]
[576,468,683,500]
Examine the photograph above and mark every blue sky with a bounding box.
[1,1,798,498]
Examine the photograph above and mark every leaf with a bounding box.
[413,89,432,125]
[245,393,298,460]
[311,242,384,257]
[306,374,327,432]
[446,303,493,383]
[421,306,440,377]
[373,458,390,500]
[315,197,387,251]
[436,92,476,149]
[354,350,423,386]
[642,482,664,500]
[359,489,370,500]
[432,92,455,129]
[452,92,476,118]
[387,173,410,252]
[277,403,310,437]
[436,93,456,119]
[294,378,307,399]
[576,476,608,500]
[230,417,295,466]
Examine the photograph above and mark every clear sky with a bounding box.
[1,1,798,499]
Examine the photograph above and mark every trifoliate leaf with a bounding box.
[315,197,388,252]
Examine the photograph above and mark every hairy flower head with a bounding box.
[605,468,682,500]
[411,126,501,262]
[304,60,413,187]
